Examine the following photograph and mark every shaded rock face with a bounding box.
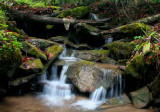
[0,88,6,98]
[129,86,151,108]
[73,23,104,47]
[66,60,122,93]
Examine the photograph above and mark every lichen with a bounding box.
[120,23,151,36]
[56,6,90,19]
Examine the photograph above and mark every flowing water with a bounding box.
[90,13,99,20]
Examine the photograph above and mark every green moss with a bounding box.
[56,6,90,19]
[46,45,64,56]
[106,42,136,60]
[81,23,98,32]
[22,41,47,61]
[78,60,95,65]
[28,59,44,69]
[46,25,54,30]
[91,50,110,55]
[125,53,146,79]
[120,23,151,36]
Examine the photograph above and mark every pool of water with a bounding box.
[0,94,151,112]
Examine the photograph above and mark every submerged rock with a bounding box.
[106,93,131,105]
[66,60,123,93]
[129,86,151,108]
[21,41,47,61]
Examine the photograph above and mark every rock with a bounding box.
[104,41,136,60]
[21,41,47,61]
[45,45,64,69]
[57,6,90,19]
[28,39,60,51]
[119,23,151,36]
[0,48,22,77]
[125,53,146,79]
[66,60,123,93]
[106,93,131,105]
[19,58,44,75]
[10,73,41,86]
[50,36,69,43]
[129,86,151,108]
[75,50,116,64]
[74,23,103,47]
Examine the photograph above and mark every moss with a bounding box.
[22,41,47,61]
[28,59,44,69]
[91,50,110,55]
[81,23,98,32]
[125,53,146,79]
[120,23,151,36]
[106,42,136,60]
[46,25,54,30]
[46,45,64,56]
[117,59,129,65]
[56,6,90,19]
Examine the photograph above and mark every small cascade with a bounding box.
[105,37,113,44]
[40,65,74,107]
[72,86,107,110]
[90,13,99,20]
[72,70,123,110]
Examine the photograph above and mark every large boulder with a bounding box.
[75,50,116,64]
[57,6,90,19]
[66,60,123,93]
[21,41,47,61]
[129,86,151,108]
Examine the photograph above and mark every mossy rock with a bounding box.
[29,39,59,51]
[56,6,90,19]
[75,50,114,64]
[0,48,22,77]
[50,36,69,43]
[129,86,151,108]
[125,53,146,79]
[21,41,47,61]
[66,60,123,93]
[120,23,151,36]
[45,45,64,69]
[19,58,44,74]
[105,41,136,60]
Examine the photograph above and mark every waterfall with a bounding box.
[72,70,123,110]
[90,13,99,20]
[105,37,113,44]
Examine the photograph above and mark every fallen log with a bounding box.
[101,14,160,37]
[0,2,110,27]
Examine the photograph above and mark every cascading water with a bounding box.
[105,37,113,44]
[90,13,99,20]
[72,70,123,110]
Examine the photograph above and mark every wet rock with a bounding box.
[21,41,47,61]
[129,86,151,108]
[106,93,131,105]
[75,50,116,64]
[19,58,44,75]
[57,6,90,19]
[29,39,60,51]
[66,60,123,93]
